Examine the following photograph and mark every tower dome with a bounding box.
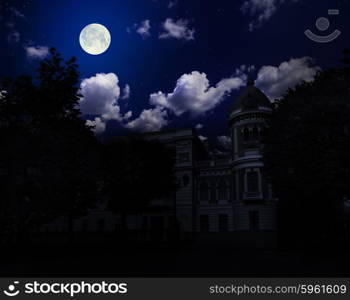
[230,80,272,113]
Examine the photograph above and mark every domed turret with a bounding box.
[228,79,277,233]
[230,80,272,113]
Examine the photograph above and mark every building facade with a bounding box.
[47,81,278,246]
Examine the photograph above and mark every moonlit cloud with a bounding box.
[4,7,25,43]
[149,71,244,116]
[217,135,232,150]
[5,22,20,43]
[168,0,178,9]
[199,135,208,142]
[26,46,49,59]
[159,18,195,41]
[255,57,320,100]
[0,90,7,100]
[125,106,168,132]
[241,0,299,31]
[79,73,132,134]
[136,20,151,38]
[85,57,318,134]
[125,71,244,132]
[86,117,106,135]
[8,7,25,19]
[121,84,131,100]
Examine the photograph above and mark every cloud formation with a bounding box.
[121,84,131,100]
[4,6,25,43]
[217,135,232,150]
[195,124,203,130]
[199,135,208,142]
[159,18,195,41]
[149,71,244,116]
[26,46,49,59]
[125,70,245,133]
[255,57,320,100]
[125,106,168,132]
[168,0,178,9]
[79,73,132,134]
[5,22,20,43]
[86,117,106,135]
[241,0,299,31]
[86,57,319,134]
[136,20,151,38]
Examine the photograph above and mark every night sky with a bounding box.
[1,0,350,147]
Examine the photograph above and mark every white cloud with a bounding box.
[8,7,25,19]
[136,20,151,38]
[79,73,132,135]
[121,84,131,100]
[86,117,106,135]
[168,0,178,9]
[5,7,25,43]
[125,70,243,132]
[199,135,208,142]
[0,90,7,100]
[150,71,244,116]
[26,46,49,59]
[217,135,232,150]
[241,0,299,31]
[125,106,168,132]
[159,18,195,41]
[5,22,20,43]
[195,123,203,130]
[255,57,320,100]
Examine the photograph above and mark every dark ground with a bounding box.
[1,243,349,277]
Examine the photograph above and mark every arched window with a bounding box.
[218,178,228,201]
[199,180,209,202]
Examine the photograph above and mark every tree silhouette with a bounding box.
[0,48,99,244]
[102,137,177,239]
[341,49,350,65]
[263,67,350,247]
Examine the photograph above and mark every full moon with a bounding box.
[79,23,111,55]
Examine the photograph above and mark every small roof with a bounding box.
[230,80,272,112]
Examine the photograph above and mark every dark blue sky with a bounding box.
[1,0,350,145]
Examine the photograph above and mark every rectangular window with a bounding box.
[218,214,228,232]
[249,211,260,231]
[200,215,209,232]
